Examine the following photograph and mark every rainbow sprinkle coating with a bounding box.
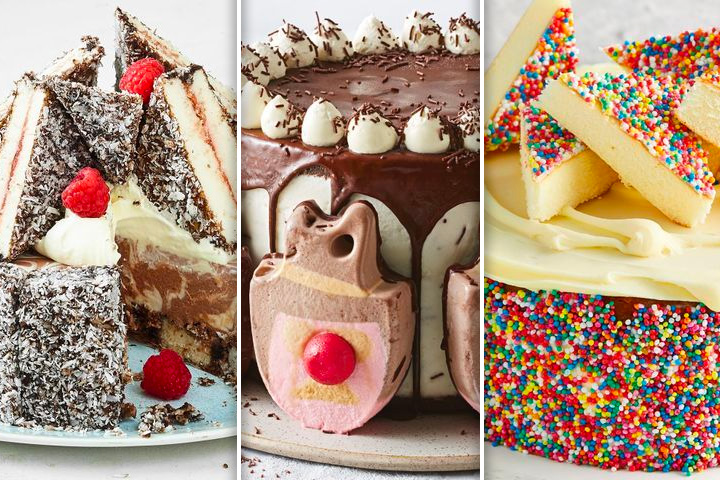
[604,28,720,81]
[522,105,585,179]
[485,278,720,474]
[562,71,715,196]
[485,8,578,152]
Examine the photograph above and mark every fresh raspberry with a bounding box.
[303,332,356,385]
[61,167,110,218]
[119,57,165,105]
[141,349,192,400]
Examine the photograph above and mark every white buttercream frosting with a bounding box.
[241,44,270,86]
[455,106,480,152]
[112,180,235,265]
[346,105,398,154]
[301,98,345,146]
[403,106,450,154]
[446,14,480,55]
[241,81,270,129]
[35,209,120,267]
[400,10,444,53]
[261,95,303,139]
[311,17,354,61]
[268,22,318,69]
[352,16,399,54]
[250,42,287,80]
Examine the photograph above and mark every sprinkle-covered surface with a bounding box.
[700,70,720,89]
[561,71,715,197]
[604,28,720,81]
[522,105,585,179]
[485,278,720,474]
[485,8,578,152]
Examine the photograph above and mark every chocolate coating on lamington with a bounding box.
[136,65,235,254]
[4,77,93,261]
[41,36,105,87]
[49,78,143,183]
[0,264,27,424]
[17,266,126,430]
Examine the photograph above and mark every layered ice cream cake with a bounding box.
[242,10,480,431]
[0,8,236,431]
[486,0,720,473]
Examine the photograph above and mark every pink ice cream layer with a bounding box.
[267,312,389,433]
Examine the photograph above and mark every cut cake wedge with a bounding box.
[520,105,617,221]
[136,65,237,254]
[484,0,577,151]
[49,78,143,183]
[114,8,236,119]
[537,72,715,227]
[0,76,93,260]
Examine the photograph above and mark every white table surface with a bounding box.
[0,1,237,478]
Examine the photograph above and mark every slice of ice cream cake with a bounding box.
[537,72,715,227]
[49,78,143,184]
[520,105,617,221]
[0,75,94,260]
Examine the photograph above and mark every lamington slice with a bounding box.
[537,72,715,227]
[114,8,236,119]
[0,264,27,425]
[136,65,237,254]
[0,76,93,260]
[17,264,126,430]
[520,105,617,221]
[48,78,143,183]
[484,0,577,151]
[0,36,105,144]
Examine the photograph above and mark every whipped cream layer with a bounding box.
[112,180,235,265]
[486,148,720,311]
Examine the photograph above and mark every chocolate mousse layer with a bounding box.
[118,239,237,379]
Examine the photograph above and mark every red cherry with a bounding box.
[303,332,356,385]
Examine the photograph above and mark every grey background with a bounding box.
[486,0,720,65]
[242,0,480,44]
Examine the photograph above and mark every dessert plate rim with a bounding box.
[240,377,480,472]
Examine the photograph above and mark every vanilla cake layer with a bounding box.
[676,77,720,150]
[537,74,715,227]
[118,238,237,379]
[519,106,617,221]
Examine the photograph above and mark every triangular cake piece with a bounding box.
[48,79,143,183]
[604,28,720,81]
[0,75,94,260]
[537,71,715,227]
[0,36,105,145]
[484,0,577,152]
[520,105,617,221]
[136,65,237,254]
[676,71,720,152]
[114,8,236,119]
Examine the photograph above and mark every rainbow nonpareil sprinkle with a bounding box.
[485,278,720,474]
[560,71,715,197]
[604,28,720,81]
[485,8,578,152]
[522,105,585,179]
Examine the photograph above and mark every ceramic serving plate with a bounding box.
[0,343,237,447]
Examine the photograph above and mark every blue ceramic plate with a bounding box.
[0,343,237,447]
